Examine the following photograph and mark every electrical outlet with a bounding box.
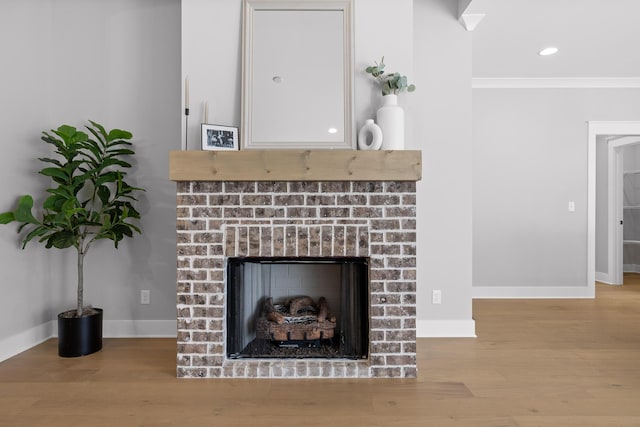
[141,290,150,305]
[432,290,442,305]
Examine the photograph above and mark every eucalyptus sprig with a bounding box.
[365,56,416,96]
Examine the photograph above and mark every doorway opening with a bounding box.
[589,121,640,290]
[607,137,640,285]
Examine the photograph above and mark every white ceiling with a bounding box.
[469,0,640,78]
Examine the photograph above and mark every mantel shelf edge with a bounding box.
[169,150,422,182]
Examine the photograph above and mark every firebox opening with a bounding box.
[226,257,369,360]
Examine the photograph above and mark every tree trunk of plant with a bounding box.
[77,246,84,317]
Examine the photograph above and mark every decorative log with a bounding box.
[264,298,285,324]
[256,318,334,341]
[317,297,328,323]
[256,296,337,341]
[256,316,336,341]
[288,296,315,316]
[267,311,285,325]
[264,297,275,314]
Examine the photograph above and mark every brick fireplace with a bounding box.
[171,150,421,379]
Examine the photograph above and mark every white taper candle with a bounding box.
[185,76,189,109]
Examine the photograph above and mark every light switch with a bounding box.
[141,290,150,305]
[568,201,575,212]
[432,290,442,305]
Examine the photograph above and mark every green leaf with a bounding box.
[40,133,65,153]
[46,231,76,249]
[101,158,132,169]
[17,222,31,234]
[52,126,88,148]
[107,128,133,142]
[38,157,63,167]
[39,167,69,181]
[21,226,50,248]
[95,171,120,186]
[14,195,39,224]
[54,125,78,140]
[46,186,74,198]
[0,211,15,224]
[122,204,140,219]
[103,213,112,229]
[114,224,133,238]
[59,197,77,213]
[97,185,111,206]
[88,120,108,137]
[125,222,142,234]
[89,128,107,152]
[70,130,89,145]
[105,148,135,157]
[81,139,103,160]
[43,195,67,212]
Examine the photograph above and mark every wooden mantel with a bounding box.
[169,150,422,182]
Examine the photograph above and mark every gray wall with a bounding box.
[473,88,640,296]
[0,0,478,360]
[0,0,180,356]
[413,0,474,333]
[181,0,475,335]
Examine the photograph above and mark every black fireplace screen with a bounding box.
[226,257,369,359]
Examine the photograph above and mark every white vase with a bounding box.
[376,94,404,150]
[357,119,383,150]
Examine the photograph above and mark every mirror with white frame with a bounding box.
[241,0,354,149]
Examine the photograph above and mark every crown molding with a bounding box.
[457,0,485,31]
[472,77,640,89]
[459,13,485,31]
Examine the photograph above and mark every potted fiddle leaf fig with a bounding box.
[0,121,144,357]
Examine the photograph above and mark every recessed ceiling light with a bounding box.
[328,128,338,134]
[539,47,559,56]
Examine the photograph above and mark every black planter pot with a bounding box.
[57,308,103,357]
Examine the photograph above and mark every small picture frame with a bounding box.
[201,124,239,151]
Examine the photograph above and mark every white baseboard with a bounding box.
[472,286,594,299]
[102,320,177,338]
[623,264,640,273]
[0,320,177,363]
[0,321,55,363]
[417,319,476,338]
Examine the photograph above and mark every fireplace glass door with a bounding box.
[227,257,369,359]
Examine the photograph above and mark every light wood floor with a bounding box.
[2,279,640,427]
